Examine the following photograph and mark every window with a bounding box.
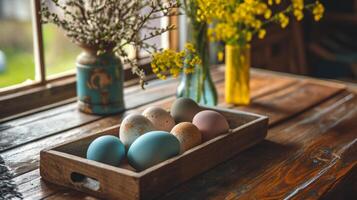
[0,0,36,88]
[0,0,174,90]
[139,8,170,58]
[43,24,81,77]
[0,0,178,119]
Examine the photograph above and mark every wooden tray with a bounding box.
[40,106,268,200]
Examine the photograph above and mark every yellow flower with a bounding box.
[258,29,266,39]
[294,10,304,21]
[151,43,201,79]
[291,0,304,21]
[245,32,253,41]
[185,43,195,52]
[196,0,323,45]
[278,13,289,28]
[313,1,324,21]
[217,51,224,62]
[264,9,272,19]
[292,0,304,10]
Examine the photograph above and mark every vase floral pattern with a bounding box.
[77,50,124,114]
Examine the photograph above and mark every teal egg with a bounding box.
[86,135,125,166]
[127,131,180,171]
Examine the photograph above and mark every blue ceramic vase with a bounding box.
[76,48,125,115]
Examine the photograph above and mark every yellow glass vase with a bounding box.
[225,44,251,105]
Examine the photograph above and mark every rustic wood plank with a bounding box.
[158,91,357,200]
[0,77,77,120]
[4,116,121,177]
[216,69,299,106]
[3,70,349,199]
[291,149,356,200]
[250,74,298,100]
[237,125,356,198]
[239,80,345,125]
[18,174,64,200]
[0,105,99,152]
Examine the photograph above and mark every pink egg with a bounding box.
[192,110,229,141]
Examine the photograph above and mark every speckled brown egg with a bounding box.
[142,107,175,132]
[171,122,202,153]
[170,98,201,123]
[119,114,154,148]
[192,110,229,141]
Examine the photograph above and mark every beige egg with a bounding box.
[143,107,176,132]
[171,122,202,153]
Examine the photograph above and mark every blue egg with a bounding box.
[86,135,125,166]
[127,131,180,171]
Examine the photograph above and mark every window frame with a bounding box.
[0,0,179,120]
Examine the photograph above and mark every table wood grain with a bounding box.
[1,66,356,200]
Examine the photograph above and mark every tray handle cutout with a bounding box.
[70,172,100,191]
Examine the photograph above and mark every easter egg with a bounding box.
[171,122,202,153]
[86,135,125,166]
[119,114,154,148]
[171,98,201,123]
[142,107,175,132]
[192,110,229,141]
[127,131,180,171]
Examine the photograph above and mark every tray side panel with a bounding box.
[40,150,139,200]
[53,125,120,157]
[139,117,268,200]
[202,106,259,128]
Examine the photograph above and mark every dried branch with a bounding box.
[40,0,180,88]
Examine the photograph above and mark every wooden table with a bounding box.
[1,67,356,200]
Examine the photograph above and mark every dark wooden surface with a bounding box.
[1,66,356,200]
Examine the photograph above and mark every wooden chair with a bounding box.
[251,20,308,75]
[307,0,357,81]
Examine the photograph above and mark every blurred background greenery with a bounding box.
[0,22,80,88]
[0,0,80,88]
[0,0,138,89]
[0,20,36,88]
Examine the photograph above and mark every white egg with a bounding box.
[119,114,154,148]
